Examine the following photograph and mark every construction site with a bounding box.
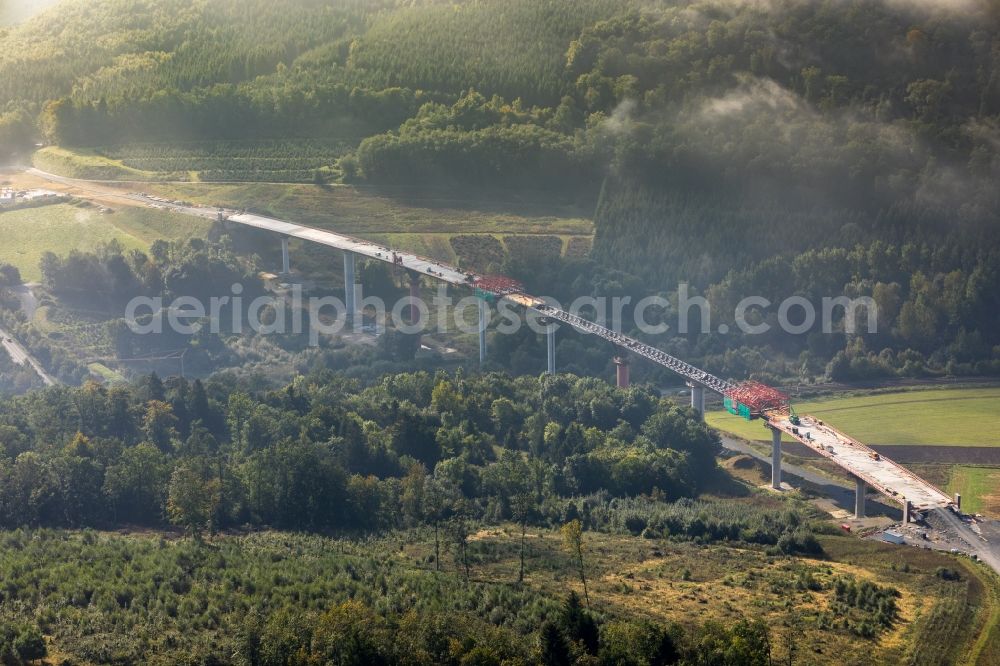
[20,175,1000,575]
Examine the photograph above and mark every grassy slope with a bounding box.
[144,181,593,268]
[0,204,144,281]
[0,202,210,281]
[819,535,1000,666]
[32,147,183,181]
[150,182,594,235]
[706,387,1000,447]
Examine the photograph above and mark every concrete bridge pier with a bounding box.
[343,250,356,329]
[771,427,782,490]
[478,299,488,366]
[407,272,422,326]
[687,382,705,420]
[280,237,290,276]
[854,476,866,519]
[902,499,911,524]
[614,354,630,388]
[546,324,556,375]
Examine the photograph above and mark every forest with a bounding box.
[0,362,908,665]
[1,3,999,663]
[1,0,998,381]
[0,368,737,532]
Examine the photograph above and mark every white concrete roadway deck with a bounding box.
[126,192,955,513]
[227,212,475,285]
[767,412,953,510]
[126,193,475,286]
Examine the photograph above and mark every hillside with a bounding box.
[1,0,999,383]
[0,365,996,665]
[4,0,998,217]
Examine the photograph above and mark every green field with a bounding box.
[0,203,211,281]
[705,387,1000,447]
[946,466,1000,516]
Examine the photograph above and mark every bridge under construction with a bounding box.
[89,189,967,522]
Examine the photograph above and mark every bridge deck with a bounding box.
[126,192,953,512]
[767,411,952,510]
[524,300,733,394]
[228,213,474,285]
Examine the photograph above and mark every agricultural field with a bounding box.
[0,522,995,666]
[0,202,210,281]
[910,465,1000,518]
[705,387,1000,448]
[35,140,359,183]
[97,139,358,183]
[946,467,1000,517]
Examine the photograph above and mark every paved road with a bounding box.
[0,326,57,386]
[930,506,1000,576]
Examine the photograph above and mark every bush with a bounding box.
[0,623,47,662]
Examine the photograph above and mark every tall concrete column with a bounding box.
[343,250,356,329]
[854,476,866,519]
[546,325,556,375]
[614,355,630,388]
[407,273,422,326]
[771,427,782,490]
[954,493,962,511]
[902,499,911,524]
[478,298,488,366]
[688,382,705,420]
[281,237,290,276]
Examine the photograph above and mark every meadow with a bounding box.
[909,465,1000,518]
[0,203,210,281]
[705,387,1000,448]
[946,467,1000,516]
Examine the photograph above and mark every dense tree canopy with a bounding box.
[0,369,732,534]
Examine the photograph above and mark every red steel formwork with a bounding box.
[474,275,525,299]
[724,380,790,416]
